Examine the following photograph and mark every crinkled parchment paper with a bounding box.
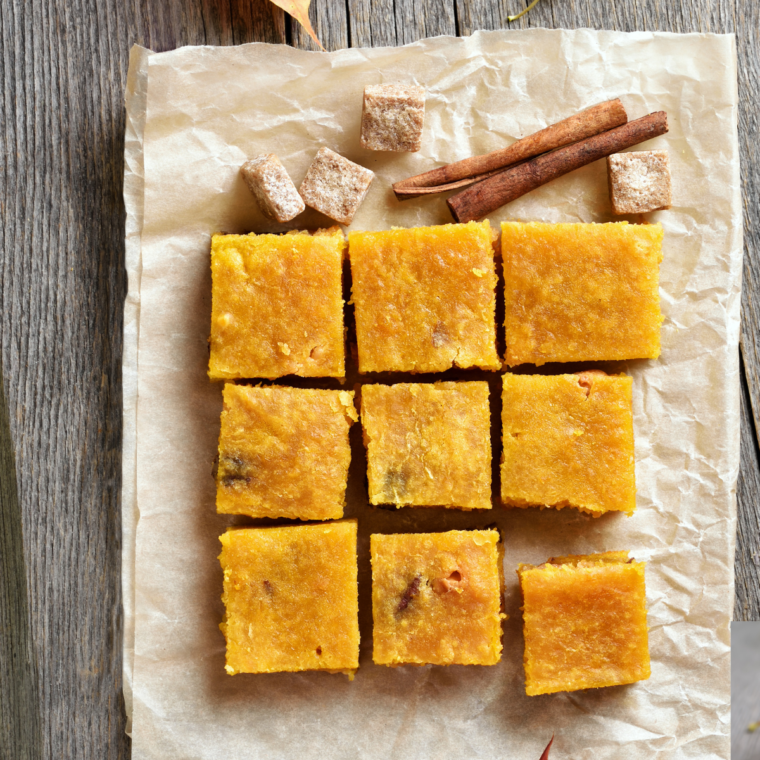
[122,30,741,759]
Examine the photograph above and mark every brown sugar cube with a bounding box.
[607,150,672,214]
[216,384,357,521]
[361,382,492,510]
[298,147,374,225]
[240,154,305,223]
[360,84,426,152]
[518,551,650,695]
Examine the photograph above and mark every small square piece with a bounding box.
[502,221,663,366]
[501,372,635,516]
[349,222,500,373]
[216,384,357,520]
[518,552,650,695]
[240,154,305,223]
[219,520,359,676]
[209,228,345,380]
[371,530,504,666]
[607,150,672,215]
[361,382,492,510]
[360,84,426,152]
[298,147,374,225]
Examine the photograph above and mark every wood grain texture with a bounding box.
[290,0,348,51]
[0,1,756,758]
[0,364,40,759]
[1,0,130,756]
[735,363,760,620]
[737,2,760,444]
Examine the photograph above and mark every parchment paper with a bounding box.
[122,30,742,759]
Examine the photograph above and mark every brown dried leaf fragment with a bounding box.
[397,576,421,613]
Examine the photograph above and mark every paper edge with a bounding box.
[726,33,742,620]
[142,28,739,65]
[122,42,151,733]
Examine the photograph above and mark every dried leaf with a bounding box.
[508,0,542,22]
[539,734,554,760]
[269,0,325,51]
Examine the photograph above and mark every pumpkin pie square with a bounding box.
[501,221,663,367]
[501,372,635,516]
[518,551,650,695]
[371,530,504,666]
[216,384,357,520]
[349,222,500,373]
[219,521,359,676]
[361,382,492,510]
[209,228,345,381]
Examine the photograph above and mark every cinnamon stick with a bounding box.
[393,167,509,199]
[447,111,669,223]
[393,98,628,200]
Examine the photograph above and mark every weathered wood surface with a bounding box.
[0,0,757,757]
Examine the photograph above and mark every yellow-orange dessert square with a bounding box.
[501,372,635,516]
[518,552,650,695]
[349,222,500,373]
[219,521,359,676]
[209,229,345,380]
[216,384,357,520]
[371,530,504,666]
[361,382,491,510]
[501,221,663,366]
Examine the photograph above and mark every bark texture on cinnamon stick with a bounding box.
[447,111,669,223]
[393,98,628,200]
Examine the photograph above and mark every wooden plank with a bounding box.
[347,0,398,48]
[197,0,287,47]
[455,0,736,37]
[737,1,760,446]
[130,0,286,52]
[0,0,131,756]
[289,0,348,51]
[0,365,40,759]
[348,0,457,49]
[735,359,760,620]
[395,0,457,44]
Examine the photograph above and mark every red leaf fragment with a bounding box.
[539,734,554,760]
